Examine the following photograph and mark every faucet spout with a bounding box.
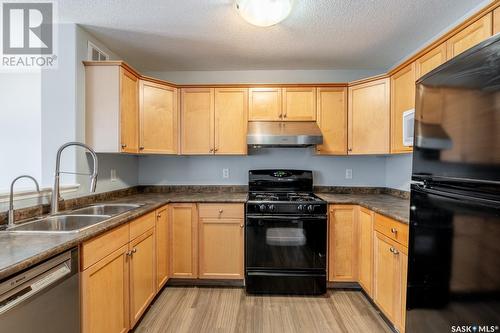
[8,175,41,228]
[51,142,98,214]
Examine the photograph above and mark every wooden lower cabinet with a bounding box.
[198,204,244,279]
[129,228,156,327]
[81,245,130,333]
[373,232,408,333]
[155,206,169,290]
[170,203,198,278]
[358,206,374,296]
[328,205,357,282]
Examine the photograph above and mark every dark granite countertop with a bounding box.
[316,193,410,224]
[0,190,409,281]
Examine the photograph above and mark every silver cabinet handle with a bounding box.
[132,248,137,253]
[389,247,399,255]
[126,250,132,256]
[391,227,398,234]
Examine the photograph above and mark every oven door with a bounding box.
[245,215,327,271]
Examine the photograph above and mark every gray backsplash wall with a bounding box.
[138,148,407,188]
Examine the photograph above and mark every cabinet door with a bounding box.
[155,206,169,291]
[180,88,214,154]
[129,229,156,327]
[316,87,347,155]
[373,232,398,323]
[120,68,139,153]
[494,8,500,34]
[81,245,129,333]
[328,205,357,282]
[282,87,316,121]
[415,43,447,79]
[447,13,493,60]
[390,64,415,154]
[248,87,282,121]
[348,78,390,154]
[170,204,198,278]
[358,207,374,296]
[140,81,178,154]
[214,88,248,155]
[199,218,244,279]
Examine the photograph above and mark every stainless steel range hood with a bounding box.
[247,121,323,148]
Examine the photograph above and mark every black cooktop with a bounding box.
[248,192,323,203]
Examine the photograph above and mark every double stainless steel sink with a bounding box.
[7,204,142,234]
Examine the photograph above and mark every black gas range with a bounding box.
[245,170,327,295]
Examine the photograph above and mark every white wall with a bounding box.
[146,69,383,85]
[385,155,413,191]
[139,149,388,187]
[0,71,42,192]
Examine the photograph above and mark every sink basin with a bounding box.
[7,215,110,233]
[69,203,142,216]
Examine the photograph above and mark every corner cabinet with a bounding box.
[84,62,178,154]
[390,64,415,154]
[316,87,347,155]
[180,88,248,155]
[415,43,447,79]
[155,205,169,290]
[358,206,374,296]
[139,80,178,154]
[494,7,500,34]
[348,78,390,155]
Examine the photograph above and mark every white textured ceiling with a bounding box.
[59,0,487,71]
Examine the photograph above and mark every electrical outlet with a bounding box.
[222,168,230,179]
[110,169,117,182]
[345,169,352,179]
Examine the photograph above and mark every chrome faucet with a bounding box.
[51,142,98,214]
[8,175,41,228]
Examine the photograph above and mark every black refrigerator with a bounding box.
[406,33,500,332]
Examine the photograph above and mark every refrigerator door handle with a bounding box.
[422,187,500,208]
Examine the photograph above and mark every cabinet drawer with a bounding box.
[81,223,129,270]
[130,211,155,240]
[198,204,244,219]
[374,213,408,247]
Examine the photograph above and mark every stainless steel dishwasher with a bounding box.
[0,248,79,333]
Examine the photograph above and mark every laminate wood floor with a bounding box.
[134,287,392,333]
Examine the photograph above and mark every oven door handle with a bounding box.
[246,215,327,220]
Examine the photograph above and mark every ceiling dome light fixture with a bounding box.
[235,0,293,27]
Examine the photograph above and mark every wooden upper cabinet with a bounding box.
[81,245,130,333]
[494,7,500,34]
[415,43,447,79]
[214,88,248,155]
[120,68,140,153]
[358,207,374,297]
[170,204,198,278]
[198,204,244,279]
[348,78,390,155]
[316,87,347,155]
[139,80,178,154]
[129,228,156,327]
[155,206,169,291]
[390,63,415,154]
[446,13,493,60]
[180,88,214,155]
[328,205,357,282]
[248,87,282,121]
[282,87,316,121]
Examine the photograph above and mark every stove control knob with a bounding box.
[268,204,276,212]
[259,204,267,212]
[307,205,315,213]
[297,205,304,211]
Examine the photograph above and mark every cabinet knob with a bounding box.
[283,114,287,118]
[126,250,132,256]
[389,247,399,255]
[121,144,127,149]
[240,224,244,228]
[132,248,137,253]
[219,209,223,214]
[157,214,161,219]
[209,148,214,153]
[214,148,219,152]
[391,227,398,234]
[139,146,145,150]
[348,148,352,152]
